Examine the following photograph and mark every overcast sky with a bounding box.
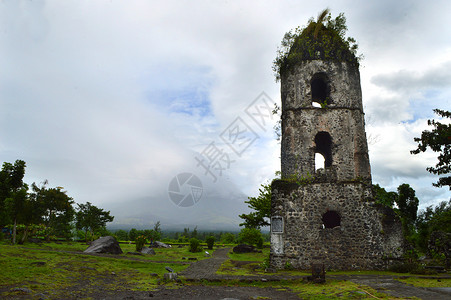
[1,0,449,230]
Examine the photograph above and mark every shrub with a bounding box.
[206,236,215,250]
[388,262,419,273]
[189,238,202,252]
[114,229,128,241]
[284,261,294,270]
[177,236,189,243]
[221,232,235,244]
[238,227,263,246]
[410,267,437,275]
[129,228,138,241]
[260,255,270,270]
[135,235,147,252]
[256,236,264,249]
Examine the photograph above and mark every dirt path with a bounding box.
[179,247,231,279]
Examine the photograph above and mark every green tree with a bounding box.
[221,232,236,244]
[239,183,271,229]
[191,226,198,239]
[238,227,263,247]
[30,182,75,240]
[147,229,161,243]
[189,238,201,253]
[415,200,451,252]
[153,221,161,236]
[373,183,420,242]
[303,8,330,39]
[115,229,128,241]
[206,235,215,250]
[396,184,419,225]
[4,186,29,244]
[411,109,450,189]
[75,202,114,241]
[373,184,397,208]
[128,228,138,241]
[182,227,190,240]
[0,160,27,244]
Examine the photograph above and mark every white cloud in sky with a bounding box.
[0,0,449,229]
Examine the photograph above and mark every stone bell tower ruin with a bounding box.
[270,18,404,270]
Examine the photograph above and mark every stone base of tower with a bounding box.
[269,180,404,270]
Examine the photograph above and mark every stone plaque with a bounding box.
[271,216,283,233]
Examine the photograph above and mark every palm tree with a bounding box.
[302,8,330,39]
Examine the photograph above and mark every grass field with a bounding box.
[1,241,450,299]
[0,241,200,298]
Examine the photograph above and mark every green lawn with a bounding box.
[227,247,269,261]
[1,241,449,299]
[397,277,451,288]
[0,242,198,298]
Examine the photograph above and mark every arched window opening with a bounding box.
[311,73,330,107]
[322,211,341,229]
[315,153,325,171]
[315,132,332,168]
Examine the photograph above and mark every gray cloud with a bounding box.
[1,1,449,230]
[371,62,451,92]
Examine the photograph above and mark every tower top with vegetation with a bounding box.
[273,9,360,81]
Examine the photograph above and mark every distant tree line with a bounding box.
[0,160,114,244]
[112,226,270,246]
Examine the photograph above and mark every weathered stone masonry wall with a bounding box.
[281,108,370,181]
[270,180,404,270]
[271,58,405,271]
[281,61,362,111]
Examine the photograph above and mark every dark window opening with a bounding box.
[315,132,332,168]
[322,211,341,228]
[311,73,330,107]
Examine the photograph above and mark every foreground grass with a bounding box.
[2,241,449,299]
[397,277,451,288]
[291,280,390,300]
[227,247,269,261]
[0,242,192,298]
[194,278,394,299]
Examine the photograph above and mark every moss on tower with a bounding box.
[273,11,360,81]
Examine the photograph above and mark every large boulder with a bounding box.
[152,241,171,248]
[141,247,156,255]
[84,236,123,254]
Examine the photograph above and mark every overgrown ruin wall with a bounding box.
[270,180,404,270]
[270,59,405,270]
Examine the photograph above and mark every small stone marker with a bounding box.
[163,273,178,281]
